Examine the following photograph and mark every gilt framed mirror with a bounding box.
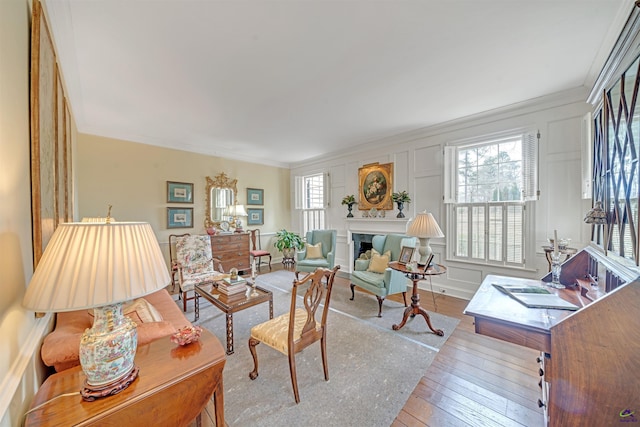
[205,172,238,229]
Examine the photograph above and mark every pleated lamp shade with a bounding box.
[407,212,444,265]
[407,212,444,239]
[23,222,171,312]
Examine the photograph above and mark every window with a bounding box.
[445,132,538,267]
[295,173,327,235]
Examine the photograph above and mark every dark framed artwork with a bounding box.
[399,246,415,265]
[167,181,194,203]
[358,162,394,210]
[247,188,264,205]
[247,208,264,225]
[167,207,194,228]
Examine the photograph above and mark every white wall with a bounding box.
[291,89,594,299]
[76,133,292,265]
[0,1,54,425]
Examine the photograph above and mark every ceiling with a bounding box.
[44,0,631,168]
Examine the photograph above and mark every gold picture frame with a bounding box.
[358,162,393,210]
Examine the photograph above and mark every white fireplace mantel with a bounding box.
[345,218,411,271]
[346,218,410,236]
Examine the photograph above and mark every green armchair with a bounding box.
[295,229,337,278]
[350,233,417,317]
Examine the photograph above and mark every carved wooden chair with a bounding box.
[169,233,190,292]
[175,234,225,311]
[248,265,340,403]
[248,228,271,271]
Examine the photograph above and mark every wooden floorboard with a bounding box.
[187,267,544,426]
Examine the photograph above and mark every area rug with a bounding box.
[183,269,459,427]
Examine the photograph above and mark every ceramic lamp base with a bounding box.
[81,366,139,401]
[79,303,138,398]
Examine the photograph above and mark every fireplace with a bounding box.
[345,218,410,271]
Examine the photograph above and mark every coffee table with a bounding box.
[195,281,273,355]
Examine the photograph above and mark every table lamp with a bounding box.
[407,211,444,265]
[228,204,248,232]
[22,221,171,400]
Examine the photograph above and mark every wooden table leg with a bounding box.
[225,312,234,355]
[194,291,200,322]
[392,277,444,336]
[213,376,225,427]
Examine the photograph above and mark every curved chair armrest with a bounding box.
[354,258,370,271]
[296,248,307,261]
[326,250,335,266]
[385,268,411,294]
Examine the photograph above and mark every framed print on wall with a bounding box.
[247,208,264,225]
[358,162,394,210]
[167,207,194,228]
[167,181,194,203]
[247,188,264,205]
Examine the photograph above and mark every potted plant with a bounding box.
[274,229,304,265]
[392,191,411,218]
[341,195,357,218]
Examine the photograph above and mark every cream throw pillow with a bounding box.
[306,242,323,259]
[367,248,391,273]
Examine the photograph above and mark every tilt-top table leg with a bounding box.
[392,274,444,336]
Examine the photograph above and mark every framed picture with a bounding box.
[167,181,194,203]
[247,188,264,205]
[247,208,264,225]
[424,253,435,268]
[399,246,415,265]
[167,207,194,228]
[30,1,75,268]
[358,162,394,210]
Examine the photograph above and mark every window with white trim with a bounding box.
[295,173,327,235]
[444,132,538,267]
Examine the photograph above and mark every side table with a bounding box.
[24,329,226,427]
[388,261,446,336]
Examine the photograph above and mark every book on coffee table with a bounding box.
[492,283,579,311]
[218,278,247,295]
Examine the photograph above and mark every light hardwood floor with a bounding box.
[193,267,545,427]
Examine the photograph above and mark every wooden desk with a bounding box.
[25,329,226,427]
[463,274,576,353]
[465,272,640,427]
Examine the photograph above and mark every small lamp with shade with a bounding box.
[22,219,171,401]
[407,211,444,266]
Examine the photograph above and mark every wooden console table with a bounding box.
[465,261,640,427]
[25,328,226,427]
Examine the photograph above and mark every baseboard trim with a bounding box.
[0,312,52,424]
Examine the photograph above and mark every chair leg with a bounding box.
[376,296,384,317]
[248,337,260,380]
[288,351,300,404]
[349,283,356,300]
[267,255,272,270]
[182,291,187,312]
[320,333,329,381]
[402,291,408,307]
